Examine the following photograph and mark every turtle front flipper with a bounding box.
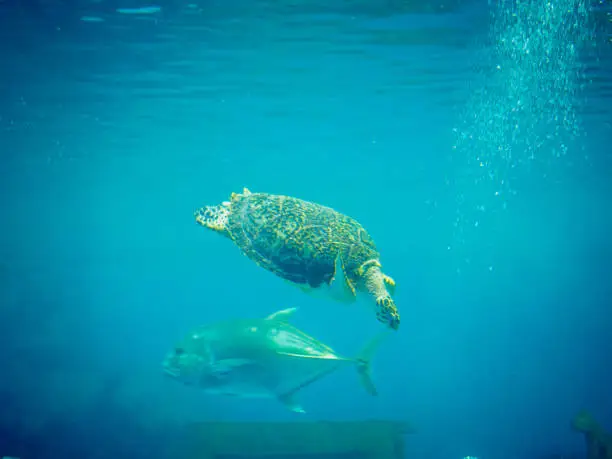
[327,253,357,303]
[194,203,232,238]
[382,273,396,296]
[362,263,400,330]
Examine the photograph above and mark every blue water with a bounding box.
[1,0,611,458]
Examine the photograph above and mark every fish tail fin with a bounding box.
[354,329,392,396]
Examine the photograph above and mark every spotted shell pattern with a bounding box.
[225,192,381,289]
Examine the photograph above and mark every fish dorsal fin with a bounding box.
[265,307,298,323]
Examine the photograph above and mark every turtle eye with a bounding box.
[174,347,185,356]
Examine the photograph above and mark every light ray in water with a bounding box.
[116,6,161,14]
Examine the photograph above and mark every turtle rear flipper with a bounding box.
[194,203,232,237]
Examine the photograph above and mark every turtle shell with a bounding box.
[225,192,380,288]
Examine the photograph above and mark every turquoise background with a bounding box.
[1,0,611,458]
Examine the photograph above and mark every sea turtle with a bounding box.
[194,188,400,331]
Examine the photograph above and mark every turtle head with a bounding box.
[374,296,400,331]
[359,260,400,331]
[194,202,232,238]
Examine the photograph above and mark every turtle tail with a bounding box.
[194,204,231,237]
[354,329,392,396]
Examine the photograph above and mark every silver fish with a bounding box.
[162,307,389,413]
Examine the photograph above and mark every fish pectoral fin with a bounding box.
[278,392,305,414]
[328,254,357,303]
[265,307,298,322]
[275,351,340,360]
[211,358,254,377]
